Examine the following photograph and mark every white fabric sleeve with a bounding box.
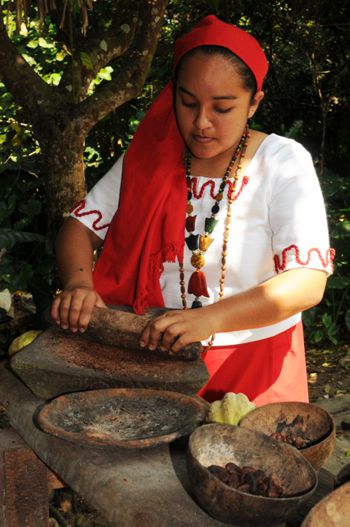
[269,141,334,275]
[70,154,124,240]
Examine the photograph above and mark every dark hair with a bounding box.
[174,45,257,97]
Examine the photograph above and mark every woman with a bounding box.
[51,15,334,405]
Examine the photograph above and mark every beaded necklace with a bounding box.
[179,126,249,349]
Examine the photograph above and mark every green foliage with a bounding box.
[0,13,64,168]
[0,228,45,249]
[0,166,56,313]
[0,13,55,305]
[303,165,350,345]
[0,82,40,165]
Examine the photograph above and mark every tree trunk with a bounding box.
[40,128,87,233]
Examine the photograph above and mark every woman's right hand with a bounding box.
[51,285,106,333]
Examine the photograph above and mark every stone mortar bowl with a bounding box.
[240,401,336,470]
[187,423,317,527]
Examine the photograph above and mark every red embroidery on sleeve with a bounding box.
[70,200,110,231]
[191,176,249,200]
[274,245,335,273]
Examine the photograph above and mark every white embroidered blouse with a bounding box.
[71,134,334,345]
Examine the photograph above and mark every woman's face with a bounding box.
[175,51,264,161]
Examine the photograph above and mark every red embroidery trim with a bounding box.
[228,176,249,201]
[70,199,110,231]
[191,176,249,201]
[274,245,336,273]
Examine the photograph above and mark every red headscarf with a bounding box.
[93,15,268,314]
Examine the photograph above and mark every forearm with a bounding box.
[55,217,102,289]
[204,268,328,333]
[140,268,328,352]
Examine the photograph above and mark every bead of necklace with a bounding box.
[179,126,249,349]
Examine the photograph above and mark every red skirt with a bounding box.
[198,322,308,406]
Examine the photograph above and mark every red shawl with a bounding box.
[92,15,268,314]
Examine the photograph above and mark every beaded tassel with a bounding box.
[188,270,209,298]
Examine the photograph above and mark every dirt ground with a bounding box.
[306,344,350,402]
[1,343,350,526]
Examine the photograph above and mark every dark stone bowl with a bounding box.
[240,401,336,470]
[34,388,208,449]
[187,423,317,527]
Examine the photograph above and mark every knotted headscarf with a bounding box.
[93,15,268,314]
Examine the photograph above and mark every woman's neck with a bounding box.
[190,152,234,179]
[189,129,268,179]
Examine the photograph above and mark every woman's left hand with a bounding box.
[139,308,215,353]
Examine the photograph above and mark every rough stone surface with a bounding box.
[10,326,209,399]
[0,427,49,527]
